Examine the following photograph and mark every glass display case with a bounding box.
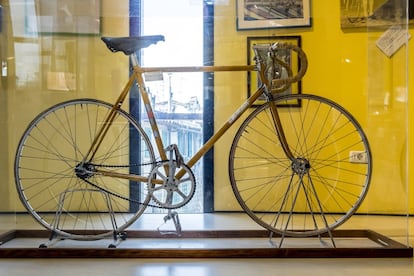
[0,0,412,257]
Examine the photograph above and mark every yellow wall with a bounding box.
[213,1,413,214]
[2,0,130,212]
[1,1,413,215]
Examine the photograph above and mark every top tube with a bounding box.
[101,36,308,93]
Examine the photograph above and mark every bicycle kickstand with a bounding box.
[157,209,182,236]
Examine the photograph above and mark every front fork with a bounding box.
[267,100,295,162]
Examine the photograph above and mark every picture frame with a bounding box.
[28,0,101,35]
[340,0,414,29]
[237,0,311,30]
[247,36,302,107]
[44,38,77,91]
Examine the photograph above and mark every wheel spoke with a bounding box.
[229,94,371,237]
[15,99,155,240]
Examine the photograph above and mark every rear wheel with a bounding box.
[15,99,155,240]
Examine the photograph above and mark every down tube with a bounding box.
[179,86,266,178]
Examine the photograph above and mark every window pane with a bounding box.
[141,0,204,213]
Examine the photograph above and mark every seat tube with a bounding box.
[133,64,168,162]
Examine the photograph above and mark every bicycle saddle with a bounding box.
[101,35,165,55]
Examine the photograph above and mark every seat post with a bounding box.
[130,52,140,67]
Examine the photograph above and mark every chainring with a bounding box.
[147,160,196,209]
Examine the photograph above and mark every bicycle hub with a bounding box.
[75,162,96,179]
[291,158,311,175]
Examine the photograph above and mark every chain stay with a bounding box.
[81,159,171,209]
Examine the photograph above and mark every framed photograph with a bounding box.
[247,36,302,107]
[37,37,78,91]
[341,0,414,29]
[28,0,101,35]
[237,0,311,30]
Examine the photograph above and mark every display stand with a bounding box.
[38,188,127,249]
[0,228,411,258]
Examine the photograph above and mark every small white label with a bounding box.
[144,72,163,82]
[349,151,368,164]
[229,101,250,124]
[376,25,411,57]
[1,61,7,77]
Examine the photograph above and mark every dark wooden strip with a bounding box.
[0,247,412,259]
[0,229,411,258]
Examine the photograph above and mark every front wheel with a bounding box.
[229,94,372,237]
[15,99,155,240]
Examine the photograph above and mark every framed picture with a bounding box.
[44,38,77,91]
[28,0,101,35]
[237,0,311,30]
[341,0,414,29]
[247,36,302,107]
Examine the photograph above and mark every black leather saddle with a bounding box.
[101,35,165,55]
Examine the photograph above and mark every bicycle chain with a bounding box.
[92,160,164,169]
[80,160,172,209]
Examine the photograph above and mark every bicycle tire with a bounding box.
[229,94,372,237]
[15,99,155,240]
